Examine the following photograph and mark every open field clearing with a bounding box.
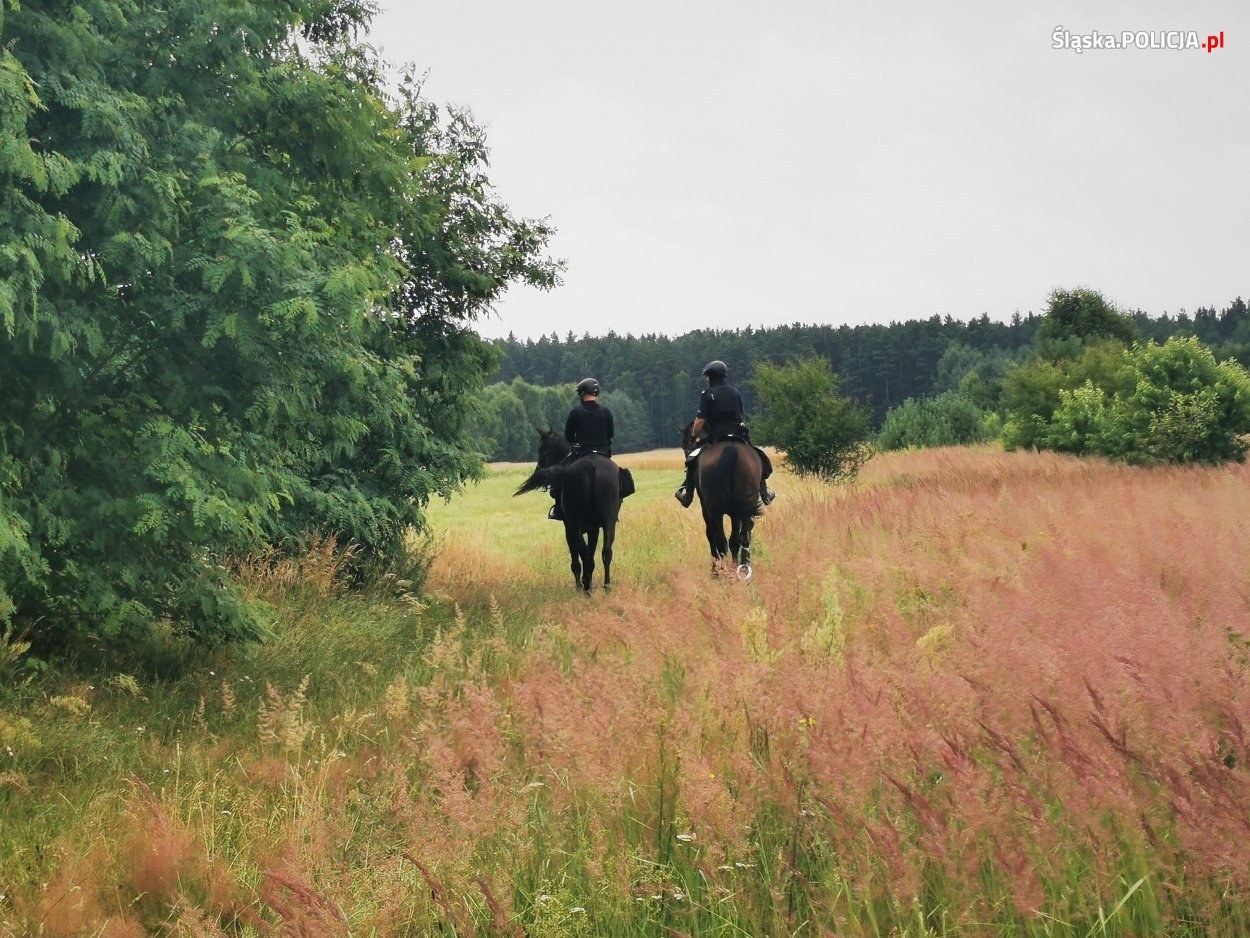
[3,447,1250,936]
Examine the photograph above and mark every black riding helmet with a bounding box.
[702,360,728,381]
[575,377,600,396]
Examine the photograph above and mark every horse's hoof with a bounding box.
[736,563,753,582]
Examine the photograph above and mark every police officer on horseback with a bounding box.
[674,360,776,508]
[549,377,614,520]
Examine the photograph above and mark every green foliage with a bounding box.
[466,378,565,461]
[599,389,652,453]
[490,296,1250,451]
[1001,342,1129,451]
[876,391,996,451]
[1037,287,1138,352]
[466,379,651,461]
[1072,338,1250,464]
[933,341,1021,413]
[1042,381,1112,455]
[469,382,538,461]
[0,1,556,649]
[1009,338,1250,464]
[752,357,872,481]
[494,315,1042,446]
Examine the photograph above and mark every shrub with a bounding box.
[877,392,995,451]
[1015,337,1250,465]
[752,357,872,480]
[1002,342,1128,450]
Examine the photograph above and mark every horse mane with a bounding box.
[539,428,571,460]
[679,421,694,453]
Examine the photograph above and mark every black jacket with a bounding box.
[696,381,747,439]
[565,400,614,451]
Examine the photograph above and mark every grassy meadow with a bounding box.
[3,446,1250,936]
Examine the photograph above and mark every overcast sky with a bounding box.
[368,0,1247,341]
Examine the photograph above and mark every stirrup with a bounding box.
[548,505,563,520]
[674,485,694,508]
[760,487,776,506]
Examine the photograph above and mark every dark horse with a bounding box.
[514,429,620,592]
[681,421,763,580]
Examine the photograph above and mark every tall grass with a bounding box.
[3,447,1250,935]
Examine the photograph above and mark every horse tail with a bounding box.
[513,462,591,497]
[747,495,765,519]
[709,443,763,519]
[719,439,738,482]
[591,457,624,521]
[742,444,765,519]
[514,468,554,496]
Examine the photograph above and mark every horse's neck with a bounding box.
[545,435,572,462]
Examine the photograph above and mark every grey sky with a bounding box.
[368,0,1247,341]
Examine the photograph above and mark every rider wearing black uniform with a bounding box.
[550,377,615,520]
[674,360,775,508]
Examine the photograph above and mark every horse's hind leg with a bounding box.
[738,516,754,579]
[582,528,599,592]
[601,520,615,591]
[729,517,742,565]
[564,525,584,588]
[702,506,728,573]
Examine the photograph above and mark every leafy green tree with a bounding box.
[467,384,533,461]
[876,392,995,451]
[1047,338,1250,464]
[933,341,1021,413]
[0,1,556,648]
[1040,382,1112,456]
[512,378,568,436]
[1037,287,1137,352]
[599,390,651,453]
[1001,342,1128,450]
[752,357,872,481]
[467,381,655,459]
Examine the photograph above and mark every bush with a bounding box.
[1036,287,1138,349]
[752,358,872,481]
[877,392,995,451]
[1013,337,1250,465]
[0,2,557,650]
[1001,342,1128,450]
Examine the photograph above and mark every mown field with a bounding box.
[3,447,1250,936]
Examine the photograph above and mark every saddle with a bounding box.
[687,433,772,478]
[686,430,748,462]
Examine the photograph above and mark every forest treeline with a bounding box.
[474,298,1250,459]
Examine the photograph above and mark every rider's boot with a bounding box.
[760,481,776,506]
[674,460,697,507]
[548,499,564,521]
